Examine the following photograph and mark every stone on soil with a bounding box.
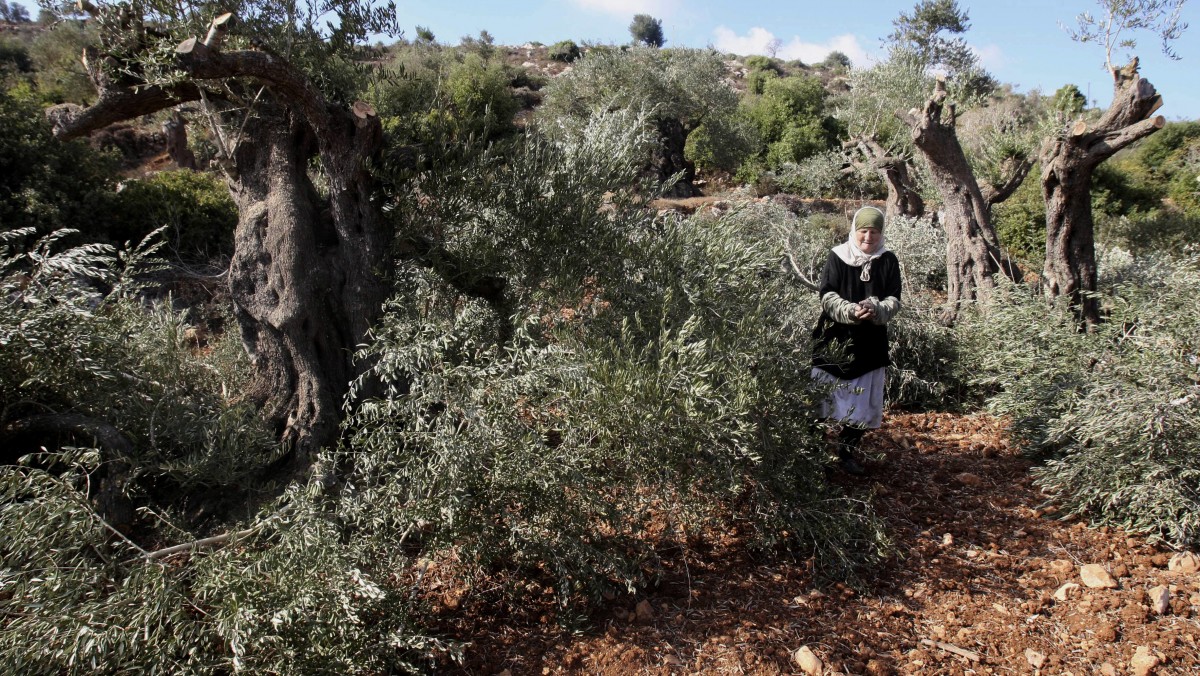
[1054,582,1081,601]
[1167,551,1199,574]
[1080,564,1118,589]
[1025,648,1047,669]
[1130,645,1161,676]
[1148,585,1171,615]
[794,646,823,675]
[634,599,654,623]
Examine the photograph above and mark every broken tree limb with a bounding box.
[921,638,982,662]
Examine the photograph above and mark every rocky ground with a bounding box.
[430,412,1200,675]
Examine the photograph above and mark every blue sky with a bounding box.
[16,0,1200,118]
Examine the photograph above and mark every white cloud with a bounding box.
[712,26,874,67]
[571,0,680,19]
[970,44,1006,72]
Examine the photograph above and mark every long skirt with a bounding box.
[810,366,886,429]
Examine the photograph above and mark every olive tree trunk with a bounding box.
[898,79,1011,323]
[50,19,390,464]
[1039,58,1165,328]
[844,135,924,221]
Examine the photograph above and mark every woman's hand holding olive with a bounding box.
[854,302,876,321]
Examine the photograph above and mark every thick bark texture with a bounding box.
[652,117,700,197]
[898,79,1010,323]
[51,21,391,463]
[845,136,924,221]
[1039,58,1165,327]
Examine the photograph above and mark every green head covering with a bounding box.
[852,206,885,231]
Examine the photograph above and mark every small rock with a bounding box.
[864,658,893,675]
[1025,648,1047,669]
[1050,559,1074,576]
[955,472,982,486]
[1080,564,1118,589]
[1148,586,1170,615]
[1100,663,1118,676]
[942,533,954,546]
[1054,582,1081,601]
[1130,645,1160,676]
[1167,551,1199,574]
[634,599,654,623]
[793,645,823,675]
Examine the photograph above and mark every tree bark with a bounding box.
[898,79,1011,323]
[652,117,700,197]
[844,136,924,221]
[51,25,391,465]
[1039,58,1165,328]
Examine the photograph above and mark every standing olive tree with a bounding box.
[44,0,462,465]
[539,46,737,197]
[1039,0,1184,326]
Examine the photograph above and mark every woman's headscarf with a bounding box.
[831,206,889,282]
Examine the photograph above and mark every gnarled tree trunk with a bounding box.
[50,16,390,464]
[1039,58,1165,328]
[652,117,700,197]
[844,135,924,221]
[898,79,1011,323]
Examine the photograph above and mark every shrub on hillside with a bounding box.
[110,170,237,261]
[548,39,580,62]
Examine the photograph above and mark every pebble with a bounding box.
[1168,552,1199,574]
[1025,648,1047,669]
[1054,582,1081,601]
[1080,564,1118,589]
[1050,559,1074,576]
[955,472,982,486]
[794,645,823,675]
[1130,645,1160,676]
[1148,585,1171,615]
[635,599,654,624]
[1100,663,1118,676]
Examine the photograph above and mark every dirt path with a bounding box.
[439,413,1200,675]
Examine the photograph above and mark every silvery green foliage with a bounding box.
[964,248,1200,546]
[341,142,889,605]
[838,48,932,156]
[775,149,871,199]
[538,46,738,138]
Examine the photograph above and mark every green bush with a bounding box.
[992,165,1046,264]
[110,170,237,261]
[961,251,1200,547]
[0,87,119,233]
[739,75,840,178]
[548,39,580,62]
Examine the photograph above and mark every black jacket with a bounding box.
[811,250,902,380]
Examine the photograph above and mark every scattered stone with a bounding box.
[1100,663,1118,676]
[1025,648,1047,669]
[1094,620,1118,642]
[1050,559,1074,576]
[1168,552,1200,574]
[1080,564,1118,589]
[794,645,823,675]
[634,599,655,624]
[1113,563,1130,577]
[864,658,892,675]
[955,472,982,486]
[942,533,954,546]
[1130,645,1161,676]
[1148,586,1171,615]
[1054,582,1081,601]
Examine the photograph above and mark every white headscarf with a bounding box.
[831,206,889,282]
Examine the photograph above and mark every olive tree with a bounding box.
[1039,0,1183,326]
[538,46,738,196]
[45,0,499,465]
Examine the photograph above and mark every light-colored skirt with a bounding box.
[810,366,886,429]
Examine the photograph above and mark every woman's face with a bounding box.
[854,226,882,254]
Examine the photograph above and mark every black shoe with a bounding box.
[838,455,867,476]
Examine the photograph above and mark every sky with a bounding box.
[15,0,1200,118]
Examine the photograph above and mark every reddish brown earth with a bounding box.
[426,413,1200,675]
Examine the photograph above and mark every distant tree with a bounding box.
[821,50,852,70]
[539,47,735,196]
[889,0,995,96]
[629,14,665,48]
[766,37,782,58]
[415,25,435,44]
[1051,83,1088,114]
[548,39,580,63]
[0,0,31,22]
[1040,0,1185,326]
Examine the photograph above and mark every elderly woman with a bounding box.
[810,206,903,475]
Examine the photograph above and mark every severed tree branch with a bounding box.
[981,156,1035,206]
